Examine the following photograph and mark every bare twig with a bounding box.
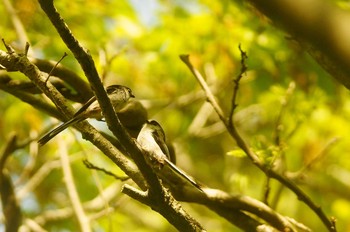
[0,133,22,231]
[83,159,129,181]
[24,42,30,56]
[180,54,226,123]
[181,52,336,232]
[45,52,68,83]
[2,0,29,48]
[289,137,339,180]
[22,218,46,232]
[2,38,15,54]
[30,57,93,102]
[37,1,205,230]
[17,153,83,200]
[58,139,91,232]
[98,48,124,81]
[15,131,39,186]
[228,44,248,128]
[265,82,296,205]
[273,82,296,146]
[30,183,121,227]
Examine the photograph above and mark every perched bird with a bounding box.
[137,120,203,192]
[38,85,135,146]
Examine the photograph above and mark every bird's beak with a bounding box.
[131,93,135,98]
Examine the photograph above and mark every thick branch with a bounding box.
[246,0,350,90]
[37,0,157,188]
[0,46,146,190]
[0,133,22,231]
[37,1,205,230]
[181,54,331,231]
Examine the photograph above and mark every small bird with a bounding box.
[137,120,203,192]
[38,85,135,146]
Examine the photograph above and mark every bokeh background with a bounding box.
[1,0,350,231]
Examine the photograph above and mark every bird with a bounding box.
[137,120,203,192]
[38,85,135,146]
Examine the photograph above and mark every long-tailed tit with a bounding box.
[38,85,135,146]
[137,120,203,192]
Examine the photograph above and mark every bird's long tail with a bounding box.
[164,159,203,192]
[38,116,83,146]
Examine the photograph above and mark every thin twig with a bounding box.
[24,42,30,56]
[26,183,120,229]
[179,54,226,123]
[83,159,129,181]
[228,44,248,129]
[15,131,39,186]
[2,0,29,47]
[290,137,339,179]
[180,54,260,164]
[2,38,15,54]
[58,139,91,232]
[266,82,296,206]
[17,153,83,200]
[181,53,336,232]
[273,82,296,146]
[45,52,68,83]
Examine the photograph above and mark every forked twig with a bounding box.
[37,1,205,230]
[180,49,337,232]
[228,44,248,128]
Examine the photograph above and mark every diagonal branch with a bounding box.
[228,44,248,129]
[0,133,22,231]
[36,1,205,230]
[0,45,146,191]
[180,55,226,123]
[180,53,336,232]
[245,0,350,90]
[58,140,90,232]
[37,0,156,191]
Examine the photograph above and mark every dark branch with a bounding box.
[228,44,248,129]
[83,159,129,181]
[246,0,350,91]
[181,54,333,231]
[0,133,22,231]
[37,1,205,230]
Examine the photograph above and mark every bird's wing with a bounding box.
[152,130,171,160]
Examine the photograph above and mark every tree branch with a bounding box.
[36,1,205,230]
[0,133,22,231]
[245,0,350,90]
[30,57,93,102]
[0,44,146,191]
[180,52,333,231]
[58,140,90,232]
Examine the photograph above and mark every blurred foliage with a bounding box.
[1,0,350,231]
